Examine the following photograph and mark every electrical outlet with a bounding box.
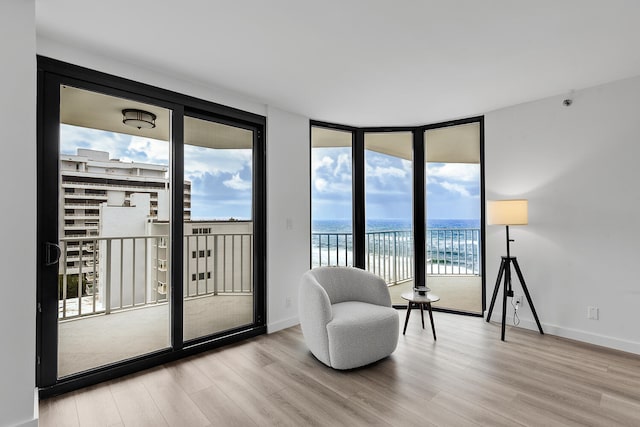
[587,306,599,320]
[285,296,292,308]
[513,295,523,307]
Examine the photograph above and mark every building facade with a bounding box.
[59,148,191,297]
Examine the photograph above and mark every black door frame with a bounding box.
[37,57,267,397]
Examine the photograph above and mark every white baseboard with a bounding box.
[487,312,640,355]
[267,316,299,333]
[15,387,39,427]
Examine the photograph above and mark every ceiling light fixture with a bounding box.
[122,109,156,129]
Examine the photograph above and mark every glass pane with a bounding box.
[364,132,413,302]
[183,116,254,341]
[57,85,171,377]
[311,126,353,267]
[425,122,482,313]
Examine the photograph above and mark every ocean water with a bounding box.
[311,218,481,277]
[312,218,480,233]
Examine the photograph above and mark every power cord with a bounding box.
[511,298,520,326]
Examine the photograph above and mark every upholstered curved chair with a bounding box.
[299,266,399,370]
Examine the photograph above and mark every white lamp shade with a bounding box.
[487,199,528,225]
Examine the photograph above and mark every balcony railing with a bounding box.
[312,228,480,284]
[427,228,480,275]
[58,231,253,320]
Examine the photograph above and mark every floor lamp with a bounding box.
[486,199,543,341]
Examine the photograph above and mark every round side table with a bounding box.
[401,292,440,339]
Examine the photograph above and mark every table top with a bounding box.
[401,292,440,304]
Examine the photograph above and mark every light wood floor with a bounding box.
[40,313,640,426]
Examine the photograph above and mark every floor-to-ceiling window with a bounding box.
[309,118,484,314]
[364,132,414,291]
[37,57,266,396]
[311,125,354,267]
[424,122,483,314]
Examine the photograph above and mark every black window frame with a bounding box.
[310,117,486,316]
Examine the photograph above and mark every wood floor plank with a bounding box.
[190,385,259,427]
[163,355,215,395]
[137,366,210,426]
[74,384,122,427]
[40,312,640,427]
[109,380,168,427]
[39,394,80,427]
[208,367,302,426]
[430,390,523,427]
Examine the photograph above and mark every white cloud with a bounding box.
[184,146,252,180]
[315,178,328,192]
[334,153,351,176]
[439,181,472,197]
[127,137,170,164]
[223,173,252,191]
[366,164,407,182]
[313,155,334,172]
[60,124,129,158]
[428,163,479,182]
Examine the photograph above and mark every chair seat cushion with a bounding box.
[326,301,399,369]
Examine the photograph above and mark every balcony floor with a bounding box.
[388,275,483,314]
[58,294,253,378]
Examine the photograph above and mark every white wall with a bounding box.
[266,106,311,332]
[485,75,640,354]
[0,1,38,426]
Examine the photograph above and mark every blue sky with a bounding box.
[60,125,253,220]
[61,125,480,222]
[312,147,480,221]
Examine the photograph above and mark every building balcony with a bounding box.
[64,202,102,209]
[64,193,107,200]
[312,228,482,313]
[64,213,100,220]
[62,179,165,193]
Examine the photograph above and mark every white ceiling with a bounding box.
[35,0,640,127]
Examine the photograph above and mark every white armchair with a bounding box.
[298,266,399,369]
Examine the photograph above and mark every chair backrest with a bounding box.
[305,266,391,307]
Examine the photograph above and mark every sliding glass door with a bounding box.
[51,85,174,378]
[37,58,266,395]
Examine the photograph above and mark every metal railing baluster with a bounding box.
[311,228,480,284]
[132,238,136,306]
[119,239,124,309]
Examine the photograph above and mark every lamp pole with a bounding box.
[486,200,543,341]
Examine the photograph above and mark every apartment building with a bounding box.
[59,148,191,288]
